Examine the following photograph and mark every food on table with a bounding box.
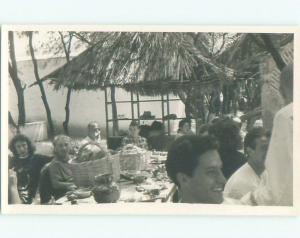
[92,173,120,203]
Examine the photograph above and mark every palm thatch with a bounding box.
[41,32,235,93]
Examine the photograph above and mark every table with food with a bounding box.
[55,144,176,204]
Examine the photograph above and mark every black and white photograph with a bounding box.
[1,25,299,215]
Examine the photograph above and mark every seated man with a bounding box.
[121,120,148,149]
[166,135,228,204]
[224,127,270,199]
[81,121,106,146]
[48,135,77,200]
[79,121,107,158]
[175,118,194,139]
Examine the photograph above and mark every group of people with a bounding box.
[8,64,293,206]
[166,64,293,206]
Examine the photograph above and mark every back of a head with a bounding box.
[166,135,218,186]
[151,121,164,131]
[208,118,242,151]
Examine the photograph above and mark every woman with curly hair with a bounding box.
[9,134,52,204]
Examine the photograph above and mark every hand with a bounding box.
[68,184,77,191]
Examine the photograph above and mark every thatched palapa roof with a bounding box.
[41,32,235,94]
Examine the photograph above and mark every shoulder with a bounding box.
[226,164,249,184]
[225,164,255,190]
[274,103,293,122]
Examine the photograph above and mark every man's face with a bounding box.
[179,150,226,204]
[88,123,101,140]
[54,139,71,160]
[181,122,191,134]
[129,125,140,138]
[248,135,269,166]
[14,140,29,158]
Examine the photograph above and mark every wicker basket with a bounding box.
[119,147,149,171]
[69,154,120,187]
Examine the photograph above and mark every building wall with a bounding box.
[9,57,185,139]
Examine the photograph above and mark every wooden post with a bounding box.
[137,92,140,125]
[161,94,165,130]
[166,92,170,136]
[104,87,109,139]
[130,89,135,120]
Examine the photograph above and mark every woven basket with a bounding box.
[119,149,149,171]
[69,154,120,187]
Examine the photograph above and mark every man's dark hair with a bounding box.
[151,121,164,131]
[208,118,242,151]
[166,135,218,186]
[244,127,267,153]
[9,134,36,157]
[178,118,191,129]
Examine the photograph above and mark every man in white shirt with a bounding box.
[242,64,293,206]
[81,121,102,145]
[224,127,269,199]
[79,122,107,159]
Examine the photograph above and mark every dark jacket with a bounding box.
[219,149,246,179]
[9,154,53,204]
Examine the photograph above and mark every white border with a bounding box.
[1,25,300,215]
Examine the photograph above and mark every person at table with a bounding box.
[175,118,194,139]
[79,121,107,160]
[8,134,52,204]
[121,120,148,149]
[166,135,235,204]
[48,135,77,200]
[208,118,246,179]
[241,64,293,206]
[224,127,270,200]
[147,121,171,151]
[80,121,106,146]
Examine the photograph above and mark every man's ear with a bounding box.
[245,146,254,157]
[176,172,191,187]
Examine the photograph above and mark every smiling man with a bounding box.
[166,135,227,204]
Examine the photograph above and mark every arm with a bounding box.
[242,106,293,206]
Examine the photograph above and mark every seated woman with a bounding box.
[175,118,194,139]
[47,135,77,200]
[121,120,148,149]
[9,134,52,204]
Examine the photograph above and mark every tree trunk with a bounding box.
[62,87,72,135]
[28,32,55,138]
[110,85,119,135]
[260,34,286,71]
[60,32,73,135]
[8,32,26,126]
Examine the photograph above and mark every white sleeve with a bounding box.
[242,107,293,206]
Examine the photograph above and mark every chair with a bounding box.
[39,163,53,204]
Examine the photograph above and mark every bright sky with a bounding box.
[13,31,87,61]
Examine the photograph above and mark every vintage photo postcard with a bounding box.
[1,25,299,215]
